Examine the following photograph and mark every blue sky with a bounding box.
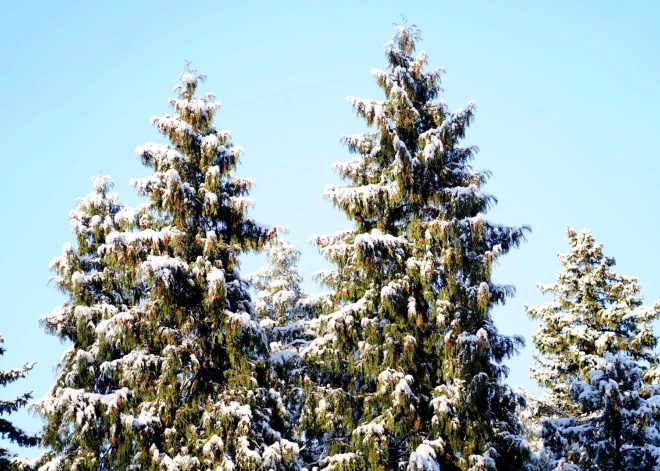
[1,0,659,456]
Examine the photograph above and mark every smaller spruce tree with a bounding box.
[526,227,660,470]
[246,237,324,381]
[36,175,143,470]
[246,236,327,464]
[247,237,310,362]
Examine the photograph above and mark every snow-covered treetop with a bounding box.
[527,226,660,404]
[247,236,306,327]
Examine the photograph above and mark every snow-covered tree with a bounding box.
[246,237,330,463]
[35,174,130,470]
[526,227,660,470]
[515,389,559,451]
[246,237,327,382]
[0,332,37,469]
[526,227,660,409]
[248,237,309,345]
[301,20,531,471]
[36,64,300,470]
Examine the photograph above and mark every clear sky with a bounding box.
[1,0,659,456]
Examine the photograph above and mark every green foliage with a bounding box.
[526,227,660,410]
[526,228,660,471]
[301,19,531,471]
[35,64,299,470]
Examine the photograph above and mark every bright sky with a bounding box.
[1,0,659,456]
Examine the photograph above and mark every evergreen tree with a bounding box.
[514,389,574,471]
[0,332,38,469]
[246,237,326,386]
[301,20,531,471]
[246,237,328,460]
[526,227,659,407]
[36,175,129,470]
[36,64,299,470]
[526,227,660,470]
[247,237,310,360]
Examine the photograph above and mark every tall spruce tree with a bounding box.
[36,65,300,470]
[0,332,38,469]
[526,227,660,470]
[301,20,531,471]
